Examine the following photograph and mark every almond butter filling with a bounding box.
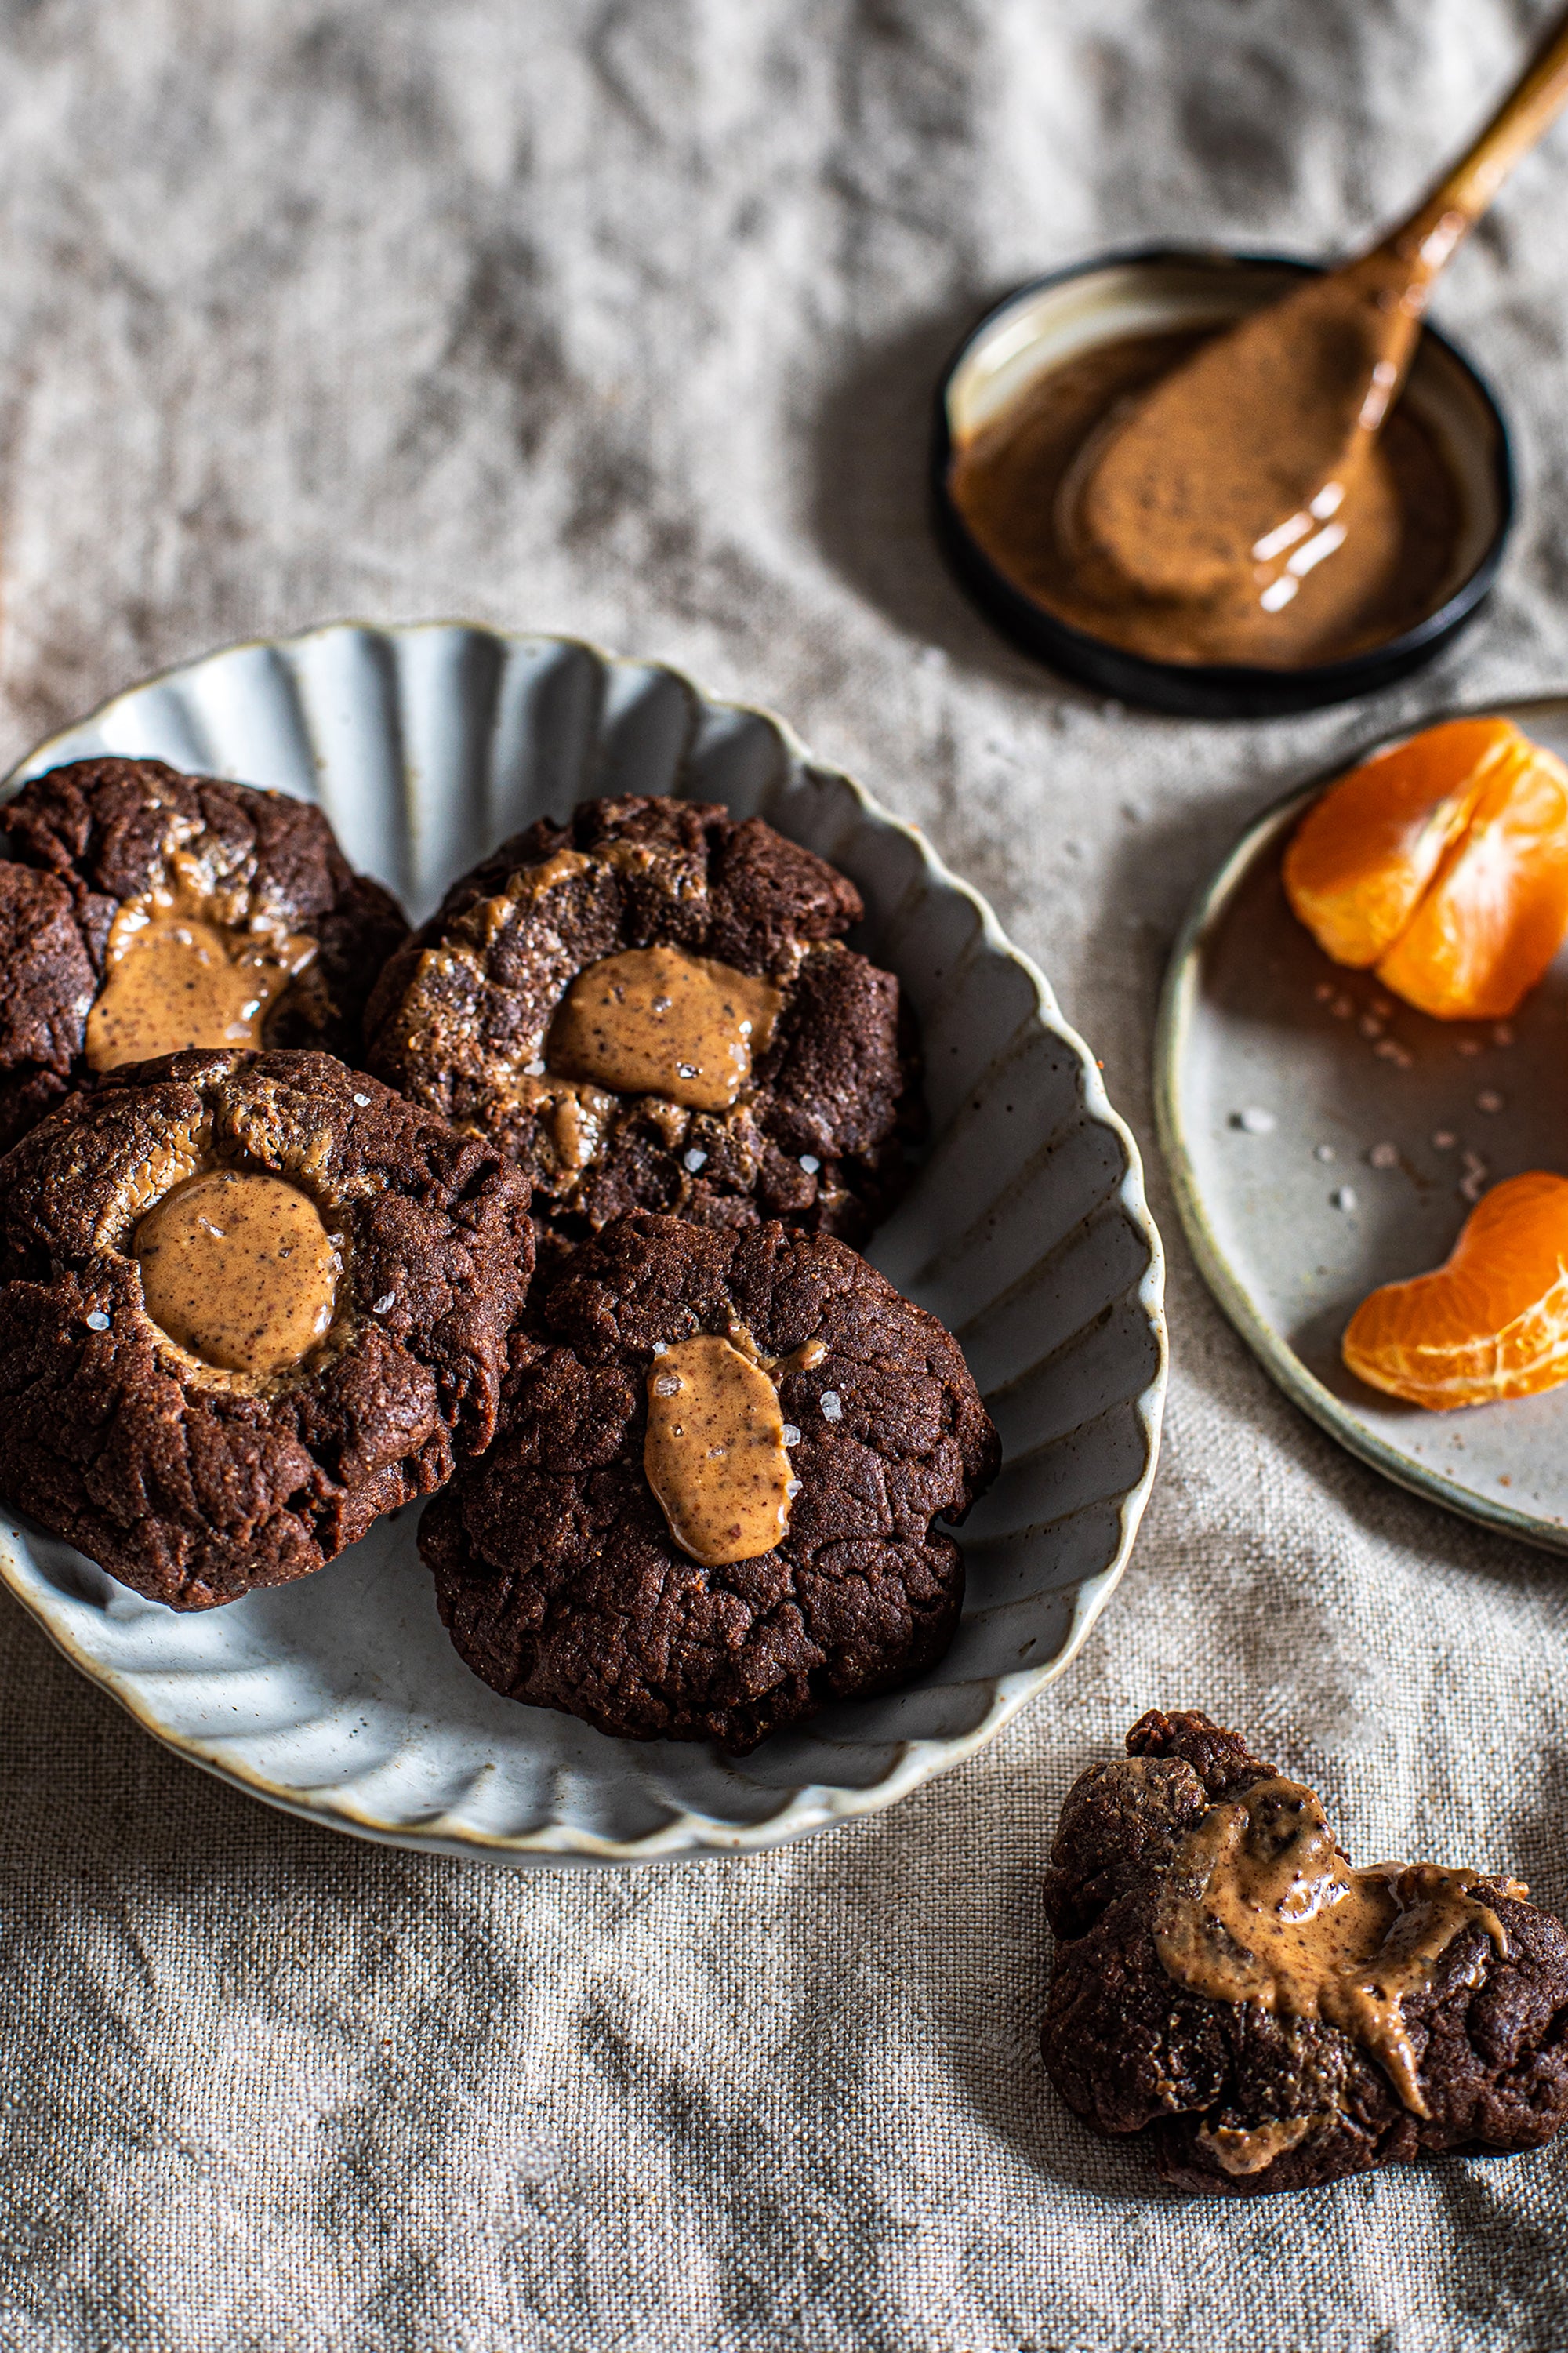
[644,1334,800,1567]
[1154,1775,1515,2116]
[85,879,317,1073]
[133,1168,340,1377]
[547,945,782,1114]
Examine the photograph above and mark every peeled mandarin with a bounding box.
[1374,743,1568,1019]
[1283,717,1523,969]
[1343,1171,1568,1410]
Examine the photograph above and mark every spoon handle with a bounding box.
[1381,2,1568,274]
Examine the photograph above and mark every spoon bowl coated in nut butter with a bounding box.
[932,249,1512,718]
[1081,5,1568,623]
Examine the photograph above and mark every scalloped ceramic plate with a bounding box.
[0,624,1166,1866]
[1157,695,1568,1553]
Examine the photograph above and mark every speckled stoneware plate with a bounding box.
[1158,695,1568,1553]
[0,623,1166,1867]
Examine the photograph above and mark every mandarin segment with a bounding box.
[1343,1171,1568,1410]
[1374,744,1568,1019]
[1283,717,1523,968]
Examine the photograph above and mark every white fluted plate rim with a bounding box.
[0,622,1167,1867]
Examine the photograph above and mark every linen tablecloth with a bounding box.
[1,4,1565,2346]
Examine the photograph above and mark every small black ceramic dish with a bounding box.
[931,249,1514,721]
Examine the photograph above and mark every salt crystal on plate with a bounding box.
[1330,1187,1357,1212]
[1232,1108,1276,1134]
[1368,1142,1398,1169]
[1314,1144,1336,1163]
[1459,1158,1489,1205]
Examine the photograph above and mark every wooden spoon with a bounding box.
[1078,7,1568,613]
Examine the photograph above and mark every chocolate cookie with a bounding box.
[0,757,408,1153]
[1043,1710,1568,2195]
[363,794,920,1249]
[0,1048,532,1609]
[419,1211,999,1752]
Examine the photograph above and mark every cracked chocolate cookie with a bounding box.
[1043,1710,1568,2195]
[362,794,920,1250]
[0,757,408,1153]
[419,1211,999,1752]
[0,1048,532,1609]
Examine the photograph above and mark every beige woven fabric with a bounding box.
[0,3,1566,2347]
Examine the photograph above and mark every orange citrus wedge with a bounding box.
[1342,1171,1568,1410]
[1285,717,1568,1019]
[1374,742,1568,1019]
[1283,717,1523,969]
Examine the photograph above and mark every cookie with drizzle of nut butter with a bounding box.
[362,794,921,1251]
[419,1211,998,1752]
[1043,1711,1568,2195]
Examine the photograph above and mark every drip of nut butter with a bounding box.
[85,874,317,1073]
[1155,1776,1517,2116]
[1193,2113,1330,2177]
[548,946,782,1113]
[643,1330,826,1567]
[133,1168,339,1377]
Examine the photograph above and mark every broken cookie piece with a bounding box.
[1042,1710,1568,2195]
